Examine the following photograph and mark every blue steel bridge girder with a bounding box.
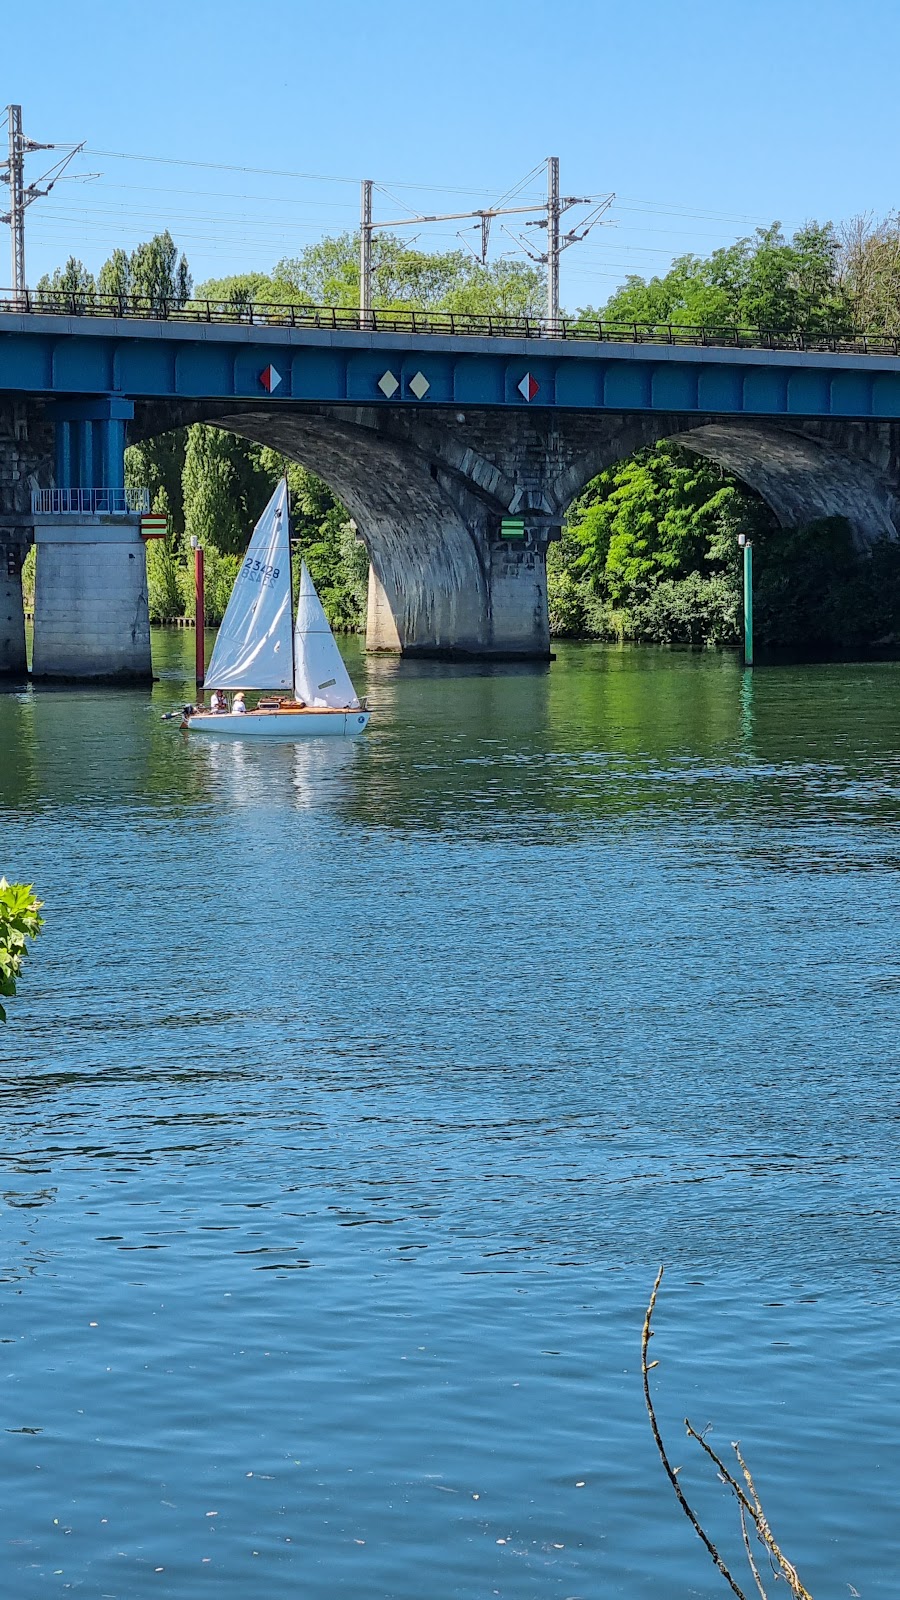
[4,312,900,420]
[48,396,134,490]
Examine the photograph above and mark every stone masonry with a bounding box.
[133,401,900,659]
[0,402,52,676]
[13,395,900,671]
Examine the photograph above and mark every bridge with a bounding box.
[3,292,900,680]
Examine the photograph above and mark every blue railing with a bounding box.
[31,487,150,516]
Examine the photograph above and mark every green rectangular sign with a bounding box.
[500,517,526,539]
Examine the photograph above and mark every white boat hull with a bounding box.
[185,708,370,738]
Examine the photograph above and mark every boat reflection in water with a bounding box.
[194,728,363,812]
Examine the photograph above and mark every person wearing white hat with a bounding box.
[232,692,247,714]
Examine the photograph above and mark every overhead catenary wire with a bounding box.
[15,129,819,310]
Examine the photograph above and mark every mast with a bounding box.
[285,474,295,692]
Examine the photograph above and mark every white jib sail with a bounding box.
[202,479,293,691]
[293,562,360,708]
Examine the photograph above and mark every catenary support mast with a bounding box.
[1,105,86,302]
[6,106,24,299]
[360,178,373,326]
[546,155,560,327]
[358,160,613,325]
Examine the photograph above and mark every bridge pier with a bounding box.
[31,516,151,683]
[364,529,550,658]
[29,398,151,683]
[0,528,28,678]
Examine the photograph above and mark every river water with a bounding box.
[1,633,899,1599]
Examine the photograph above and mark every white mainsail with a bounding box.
[293,562,361,709]
[203,479,293,691]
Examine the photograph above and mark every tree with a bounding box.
[125,432,188,540]
[194,271,287,312]
[129,230,192,310]
[269,232,545,315]
[36,256,96,299]
[587,222,853,334]
[98,247,131,299]
[570,442,762,608]
[838,212,900,334]
[146,533,183,623]
[182,425,248,554]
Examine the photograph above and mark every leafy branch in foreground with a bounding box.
[0,879,44,1022]
[641,1265,813,1600]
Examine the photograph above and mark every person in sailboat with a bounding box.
[210,688,228,714]
[232,692,247,714]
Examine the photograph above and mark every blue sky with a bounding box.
[5,0,900,309]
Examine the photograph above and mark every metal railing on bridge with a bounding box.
[31,487,150,516]
[5,287,900,357]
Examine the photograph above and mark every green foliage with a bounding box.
[182,426,265,555]
[97,247,131,298]
[569,441,759,610]
[0,879,43,1022]
[291,508,369,632]
[754,518,900,651]
[558,447,900,653]
[631,572,741,648]
[126,433,188,540]
[38,233,191,312]
[194,271,289,311]
[585,222,853,334]
[36,256,96,301]
[146,537,183,623]
[547,533,589,636]
[181,545,242,626]
[197,232,546,317]
[128,230,192,310]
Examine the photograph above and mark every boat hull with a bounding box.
[184,709,370,738]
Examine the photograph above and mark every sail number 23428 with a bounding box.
[242,558,280,587]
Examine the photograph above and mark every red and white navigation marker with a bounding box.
[517,372,540,402]
[139,512,168,541]
[260,364,282,393]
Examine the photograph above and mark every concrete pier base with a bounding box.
[0,529,29,677]
[365,531,551,660]
[486,535,551,659]
[32,517,151,682]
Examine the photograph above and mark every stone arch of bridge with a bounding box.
[214,408,516,656]
[134,402,547,657]
[131,402,900,662]
[546,417,900,549]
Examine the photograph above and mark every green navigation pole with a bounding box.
[738,533,753,667]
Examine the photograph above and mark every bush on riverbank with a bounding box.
[0,879,43,1023]
[754,516,900,652]
[551,444,900,655]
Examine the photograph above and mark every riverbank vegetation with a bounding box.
[35,218,900,654]
[0,880,43,1022]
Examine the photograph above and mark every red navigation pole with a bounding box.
[190,535,205,695]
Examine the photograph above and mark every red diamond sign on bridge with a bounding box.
[517,372,540,402]
[260,364,282,393]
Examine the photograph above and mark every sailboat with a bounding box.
[183,480,371,738]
